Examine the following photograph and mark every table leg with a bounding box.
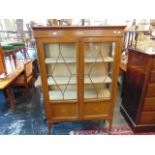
[2,89,8,99]
[6,87,16,112]
[12,53,17,67]
[22,47,29,59]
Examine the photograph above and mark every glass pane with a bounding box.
[84,42,116,100]
[44,43,77,101]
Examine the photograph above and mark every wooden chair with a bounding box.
[13,60,34,92]
[1,44,15,64]
[9,42,29,61]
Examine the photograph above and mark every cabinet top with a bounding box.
[33,26,126,38]
[33,26,126,30]
[129,48,155,56]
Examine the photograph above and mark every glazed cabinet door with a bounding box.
[81,37,119,119]
[37,38,80,120]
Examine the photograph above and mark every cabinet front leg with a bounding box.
[12,53,17,67]
[108,119,113,135]
[48,122,53,135]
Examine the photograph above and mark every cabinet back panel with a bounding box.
[47,64,76,76]
[44,43,76,58]
[85,42,113,57]
[85,63,108,75]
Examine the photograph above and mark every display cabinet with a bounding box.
[121,48,155,132]
[33,26,125,134]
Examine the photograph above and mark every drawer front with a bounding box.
[152,59,155,69]
[143,97,155,111]
[82,101,110,119]
[146,84,155,97]
[140,111,155,124]
[149,71,155,82]
[49,103,78,119]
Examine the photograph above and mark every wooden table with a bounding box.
[0,68,24,111]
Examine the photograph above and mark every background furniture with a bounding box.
[1,44,15,64]
[121,48,155,132]
[33,26,125,134]
[0,46,6,75]
[1,42,28,67]
[0,58,35,111]
[9,42,29,61]
[13,60,34,91]
[124,29,150,50]
[0,67,24,111]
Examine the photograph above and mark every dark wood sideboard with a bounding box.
[121,48,155,132]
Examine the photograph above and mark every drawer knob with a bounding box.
[53,31,57,35]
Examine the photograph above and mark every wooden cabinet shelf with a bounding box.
[85,56,114,63]
[48,88,111,101]
[33,26,125,134]
[45,57,76,64]
[102,57,114,62]
[84,75,112,84]
[45,56,114,64]
[47,75,112,85]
